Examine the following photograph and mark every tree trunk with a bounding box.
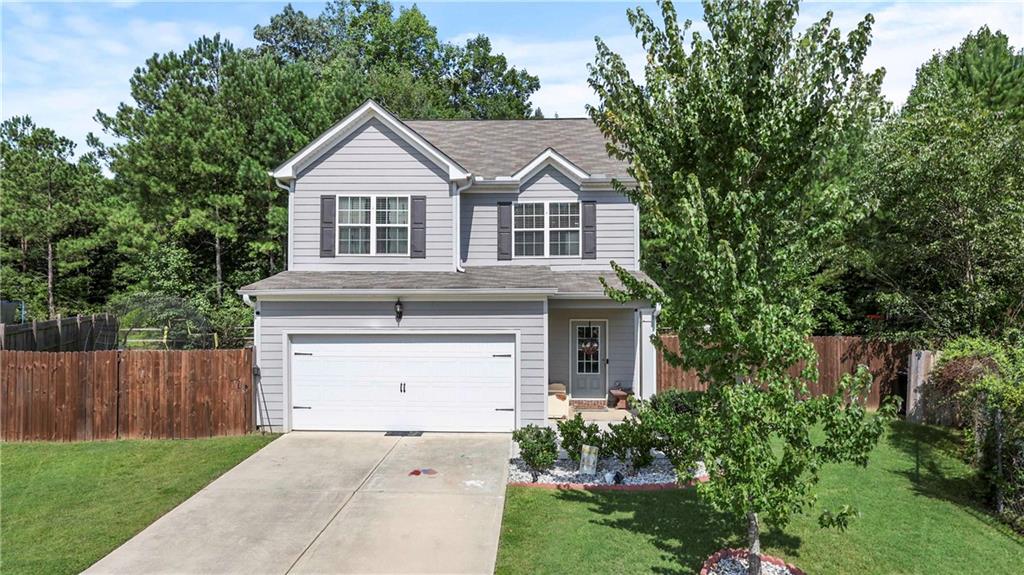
[20,238,29,273]
[747,511,762,575]
[214,233,223,304]
[46,239,55,319]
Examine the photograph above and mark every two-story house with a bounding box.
[239,100,659,433]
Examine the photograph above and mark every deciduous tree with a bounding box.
[588,1,892,572]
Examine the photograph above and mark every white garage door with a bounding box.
[289,333,516,432]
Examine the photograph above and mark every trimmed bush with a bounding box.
[512,424,558,482]
[556,413,605,467]
[605,417,659,474]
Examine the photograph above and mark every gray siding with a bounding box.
[291,118,453,271]
[461,167,637,270]
[548,303,637,397]
[256,299,547,430]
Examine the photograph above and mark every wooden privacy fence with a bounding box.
[1,314,119,352]
[0,349,253,442]
[657,335,910,408]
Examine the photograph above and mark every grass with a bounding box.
[1,434,277,575]
[496,421,1024,575]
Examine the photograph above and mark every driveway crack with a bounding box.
[284,435,403,574]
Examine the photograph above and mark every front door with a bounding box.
[570,320,607,399]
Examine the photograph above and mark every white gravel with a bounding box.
[508,457,706,486]
[706,556,796,575]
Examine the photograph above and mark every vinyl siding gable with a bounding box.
[460,166,638,270]
[290,118,453,271]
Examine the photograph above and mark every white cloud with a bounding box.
[1,4,254,154]
[473,2,1023,116]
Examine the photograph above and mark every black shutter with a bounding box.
[582,201,597,260]
[410,195,426,258]
[320,195,336,257]
[497,202,512,260]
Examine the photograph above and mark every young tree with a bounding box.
[588,1,891,572]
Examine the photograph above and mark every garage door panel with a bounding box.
[290,333,516,432]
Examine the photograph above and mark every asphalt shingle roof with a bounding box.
[404,119,630,180]
[239,266,652,295]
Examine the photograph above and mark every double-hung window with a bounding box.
[548,202,580,256]
[337,195,409,255]
[513,201,580,257]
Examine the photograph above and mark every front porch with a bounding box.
[545,299,657,422]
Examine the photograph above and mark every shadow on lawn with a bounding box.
[553,487,803,575]
[887,421,983,500]
[885,420,1000,524]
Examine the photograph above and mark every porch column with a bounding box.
[638,308,658,399]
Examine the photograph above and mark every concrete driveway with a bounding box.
[85,432,511,575]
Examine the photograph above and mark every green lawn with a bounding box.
[497,421,1024,575]
[1,435,277,575]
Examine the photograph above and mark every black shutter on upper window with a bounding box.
[497,202,512,260]
[581,201,597,259]
[410,196,426,258]
[320,195,336,258]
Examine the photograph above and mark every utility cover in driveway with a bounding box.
[290,333,515,432]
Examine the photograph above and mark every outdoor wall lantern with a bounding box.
[394,299,404,321]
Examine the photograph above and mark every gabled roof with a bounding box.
[271,100,470,181]
[511,148,589,184]
[404,118,631,180]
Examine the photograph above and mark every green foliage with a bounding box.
[935,334,1024,524]
[853,88,1023,345]
[589,0,886,385]
[906,26,1024,122]
[0,116,106,319]
[512,425,558,482]
[556,413,604,465]
[253,1,540,119]
[589,0,891,565]
[605,417,659,474]
[637,368,897,528]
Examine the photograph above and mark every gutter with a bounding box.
[236,287,559,297]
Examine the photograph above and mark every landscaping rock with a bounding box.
[700,549,806,575]
[705,556,793,575]
[507,457,706,487]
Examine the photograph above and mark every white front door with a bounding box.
[289,333,516,432]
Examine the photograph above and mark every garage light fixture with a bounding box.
[394,299,404,321]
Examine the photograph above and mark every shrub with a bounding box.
[641,391,703,470]
[512,425,557,482]
[649,389,702,415]
[605,417,659,474]
[556,413,604,467]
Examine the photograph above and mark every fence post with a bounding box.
[994,404,1005,515]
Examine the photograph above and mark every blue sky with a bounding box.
[3,1,1022,152]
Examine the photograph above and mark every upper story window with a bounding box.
[337,195,409,255]
[513,201,580,258]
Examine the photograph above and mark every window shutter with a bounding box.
[410,195,427,259]
[320,195,336,258]
[497,202,512,261]
[582,201,597,260]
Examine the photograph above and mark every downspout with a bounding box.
[273,177,294,270]
[452,177,473,273]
